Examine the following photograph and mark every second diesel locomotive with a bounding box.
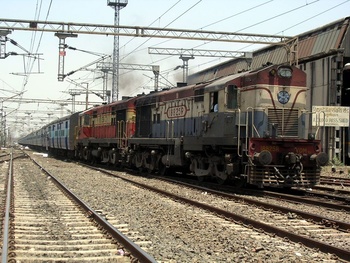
[19,64,329,188]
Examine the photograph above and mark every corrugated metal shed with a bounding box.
[188,17,350,84]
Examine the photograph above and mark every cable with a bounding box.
[120,0,182,51]
[201,0,274,30]
[282,0,350,32]
[235,0,320,33]
[121,0,202,62]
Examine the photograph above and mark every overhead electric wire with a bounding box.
[120,0,182,52]
[200,0,274,30]
[187,0,324,72]
[282,0,350,32]
[232,0,350,52]
[235,0,320,34]
[142,0,281,83]
[121,0,202,62]
[11,0,53,120]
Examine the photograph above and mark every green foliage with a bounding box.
[331,156,344,166]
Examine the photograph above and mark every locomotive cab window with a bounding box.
[226,85,238,109]
[194,88,204,102]
[210,91,218,112]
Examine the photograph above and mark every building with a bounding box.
[188,17,350,165]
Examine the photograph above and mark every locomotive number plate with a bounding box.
[166,105,187,118]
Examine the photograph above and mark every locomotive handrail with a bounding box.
[245,107,253,156]
[166,121,169,140]
[315,111,326,139]
[245,107,261,155]
[309,111,325,140]
[117,120,126,147]
[237,108,242,157]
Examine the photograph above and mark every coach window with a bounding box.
[83,115,89,126]
[226,85,238,109]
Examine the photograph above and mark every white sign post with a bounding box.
[312,106,350,127]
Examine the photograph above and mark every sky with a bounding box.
[1,0,350,137]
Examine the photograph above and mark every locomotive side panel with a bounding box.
[75,97,137,164]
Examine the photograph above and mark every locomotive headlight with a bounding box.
[224,154,232,162]
[277,66,293,78]
[185,152,192,159]
[308,133,315,140]
[254,150,273,165]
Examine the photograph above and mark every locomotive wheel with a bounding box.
[158,163,175,176]
[216,177,226,185]
[197,176,206,182]
[231,176,246,188]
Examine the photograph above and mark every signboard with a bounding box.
[312,106,350,127]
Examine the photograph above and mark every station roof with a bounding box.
[188,17,350,84]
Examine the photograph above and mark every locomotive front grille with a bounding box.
[248,166,321,187]
[268,108,299,137]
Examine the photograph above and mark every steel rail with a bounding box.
[320,179,350,187]
[258,189,350,212]
[25,154,157,263]
[82,165,350,261]
[1,148,13,263]
[159,178,350,230]
[312,184,350,195]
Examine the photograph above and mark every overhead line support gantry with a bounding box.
[0,18,296,99]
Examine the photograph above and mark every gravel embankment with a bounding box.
[29,152,342,263]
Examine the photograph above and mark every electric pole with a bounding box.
[107,0,128,101]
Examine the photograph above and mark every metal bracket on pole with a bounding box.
[0,30,11,59]
[152,65,160,91]
[179,55,194,83]
[55,33,78,81]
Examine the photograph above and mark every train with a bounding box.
[18,63,329,188]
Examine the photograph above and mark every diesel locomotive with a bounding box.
[18,64,329,188]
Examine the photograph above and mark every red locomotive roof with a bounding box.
[79,96,138,116]
[240,65,306,87]
[205,64,306,92]
[135,83,207,106]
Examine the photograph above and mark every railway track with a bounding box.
[1,150,156,262]
[78,164,350,262]
[320,175,350,187]
[152,175,350,214]
[310,184,350,196]
[21,150,347,262]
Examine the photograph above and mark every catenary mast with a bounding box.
[107,0,128,102]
